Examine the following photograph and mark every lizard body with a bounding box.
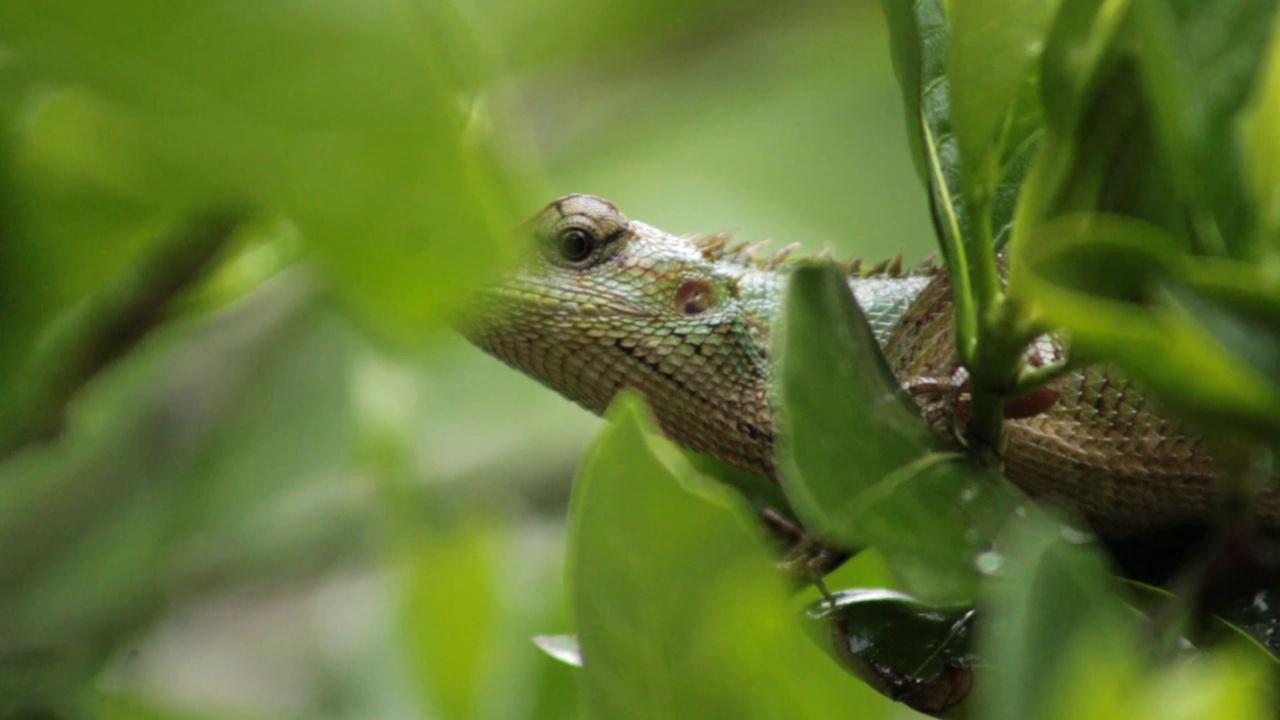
[461,194,1277,535]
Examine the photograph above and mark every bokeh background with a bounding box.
[0,1,936,718]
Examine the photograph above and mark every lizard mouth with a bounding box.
[479,282,651,319]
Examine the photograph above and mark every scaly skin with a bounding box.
[461,194,1278,535]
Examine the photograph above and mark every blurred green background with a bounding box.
[0,1,934,718]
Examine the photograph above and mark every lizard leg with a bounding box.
[759,508,851,588]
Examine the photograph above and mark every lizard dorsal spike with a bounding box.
[846,257,864,275]
[888,252,904,276]
[766,242,801,269]
[694,230,735,260]
[743,240,773,261]
[868,258,890,275]
[915,252,940,273]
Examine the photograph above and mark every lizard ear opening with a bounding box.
[675,279,715,316]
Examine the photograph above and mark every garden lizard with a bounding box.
[461,194,1277,535]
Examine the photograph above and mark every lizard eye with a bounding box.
[559,228,595,264]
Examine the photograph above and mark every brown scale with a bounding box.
[885,271,1280,535]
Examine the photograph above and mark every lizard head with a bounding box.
[460,194,778,478]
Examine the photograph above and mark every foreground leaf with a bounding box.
[977,509,1131,720]
[0,0,530,344]
[776,263,1023,603]
[568,393,887,720]
[807,589,978,716]
[1012,214,1280,434]
[1241,9,1280,247]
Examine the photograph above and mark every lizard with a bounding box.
[460,193,1279,536]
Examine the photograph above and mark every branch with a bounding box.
[0,209,247,458]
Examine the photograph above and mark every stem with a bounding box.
[964,304,1025,467]
[0,208,247,459]
[961,193,1024,466]
[922,114,978,362]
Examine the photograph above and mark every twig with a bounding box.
[0,208,247,459]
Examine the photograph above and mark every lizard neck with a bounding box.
[848,274,936,345]
[731,266,935,349]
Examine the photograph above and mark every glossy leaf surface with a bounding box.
[776,263,1024,603]
[567,394,886,720]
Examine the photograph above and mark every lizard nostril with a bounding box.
[675,279,715,316]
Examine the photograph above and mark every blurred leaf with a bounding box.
[0,56,40,391]
[0,273,353,712]
[1012,212,1183,300]
[568,393,887,720]
[1,209,245,458]
[1182,257,1280,330]
[1041,638,1274,720]
[1013,213,1280,433]
[1014,0,1201,258]
[494,0,741,68]
[93,692,265,720]
[1122,581,1280,663]
[0,0,531,345]
[1240,11,1280,246]
[1021,0,1279,257]
[398,520,501,720]
[775,263,1024,602]
[0,87,165,393]
[1160,280,1280,392]
[1130,0,1280,259]
[977,509,1133,720]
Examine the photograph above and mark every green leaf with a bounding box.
[0,0,531,345]
[1122,581,1280,663]
[1017,34,1187,246]
[0,275,353,713]
[774,264,940,527]
[1011,213,1184,301]
[949,0,1060,199]
[1132,0,1280,259]
[1160,280,1280,394]
[398,520,501,720]
[1020,0,1280,257]
[806,589,978,716]
[1012,214,1280,433]
[1043,641,1274,720]
[1182,258,1280,333]
[0,86,171,420]
[1240,11,1280,247]
[775,263,1024,602]
[880,0,1043,357]
[977,509,1133,720]
[900,0,981,349]
[878,0,932,185]
[568,393,887,720]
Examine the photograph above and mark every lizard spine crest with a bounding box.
[691,230,941,278]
